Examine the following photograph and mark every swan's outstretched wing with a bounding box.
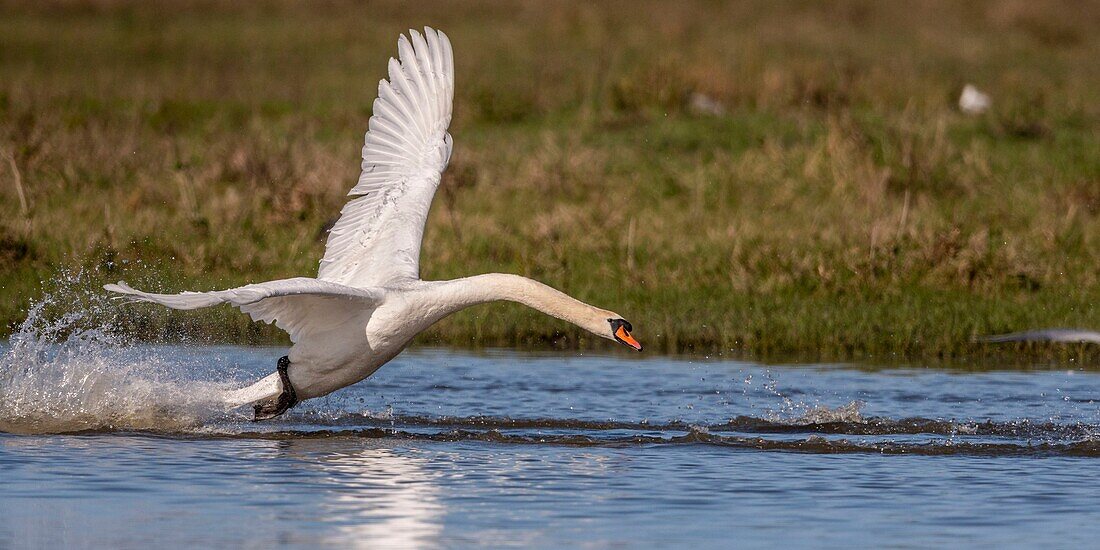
[104,278,383,343]
[319,27,454,288]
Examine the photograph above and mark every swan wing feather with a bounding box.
[318,26,454,288]
[104,278,383,342]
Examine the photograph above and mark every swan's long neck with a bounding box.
[425,273,613,334]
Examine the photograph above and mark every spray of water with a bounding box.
[0,271,237,434]
[752,368,865,424]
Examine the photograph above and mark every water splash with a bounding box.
[780,401,865,424]
[752,368,865,424]
[0,272,237,434]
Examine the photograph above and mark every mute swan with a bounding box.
[105,27,641,420]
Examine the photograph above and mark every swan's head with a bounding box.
[606,318,642,351]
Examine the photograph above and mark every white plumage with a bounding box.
[319,28,454,288]
[105,279,381,343]
[106,27,641,418]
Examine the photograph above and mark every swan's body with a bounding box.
[105,28,640,418]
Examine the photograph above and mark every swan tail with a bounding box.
[221,372,283,409]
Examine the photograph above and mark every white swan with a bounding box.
[104,27,641,420]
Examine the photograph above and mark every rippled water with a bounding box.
[3,317,1100,546]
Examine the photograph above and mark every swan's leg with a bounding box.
[253,356,299,421]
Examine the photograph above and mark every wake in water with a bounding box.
[202,410,1100,457]
[0,273,239,434]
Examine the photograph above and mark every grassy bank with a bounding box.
[1,1,1098,360]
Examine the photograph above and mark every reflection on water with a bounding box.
[310,444,443,549]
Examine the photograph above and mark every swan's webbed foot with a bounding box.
[253,356,298,421]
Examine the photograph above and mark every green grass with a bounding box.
[1,0,1098,361]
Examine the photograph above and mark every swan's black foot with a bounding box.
[253,356,298,421]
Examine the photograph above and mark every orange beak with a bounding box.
[615,326,643,351]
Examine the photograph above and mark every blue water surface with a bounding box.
[2,344,1099,548]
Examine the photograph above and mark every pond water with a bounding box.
[2,332,1100,548]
